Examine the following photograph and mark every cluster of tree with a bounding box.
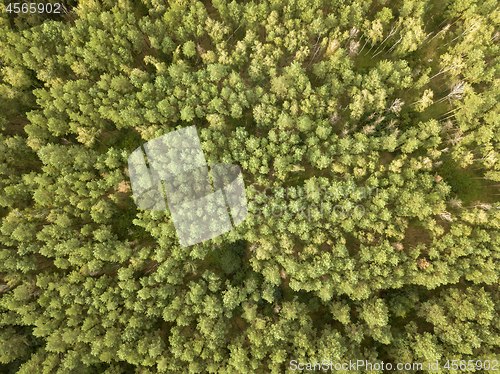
[0,0,498,372]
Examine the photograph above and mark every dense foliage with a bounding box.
[1,0,499,372]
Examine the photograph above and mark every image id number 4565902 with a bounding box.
[5,2,64,14]
[444,360,498,371]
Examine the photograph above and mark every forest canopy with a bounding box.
[0,0,499,373]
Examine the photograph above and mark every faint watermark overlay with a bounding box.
[128,126,247,247]
[127,126,382,245]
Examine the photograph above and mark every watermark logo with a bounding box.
[128,126,247,247]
